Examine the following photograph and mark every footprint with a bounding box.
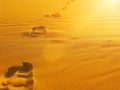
[51,40,66,44]
[0,62,34,90]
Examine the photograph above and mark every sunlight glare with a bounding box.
[95,0,119,16]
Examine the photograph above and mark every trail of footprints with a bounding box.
[0,62,34,90]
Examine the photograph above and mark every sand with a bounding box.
[1,0,120,89]
[1,17,120,90]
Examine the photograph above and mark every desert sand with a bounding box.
[1,0,120,90]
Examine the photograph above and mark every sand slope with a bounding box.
[1,30,120,90]
[1,11,120,90]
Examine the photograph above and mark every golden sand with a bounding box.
[1,0,120,90]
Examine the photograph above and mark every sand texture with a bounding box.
[1,0,120,89]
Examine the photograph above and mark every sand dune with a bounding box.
[1,4,120,89]
[1,29,120,90]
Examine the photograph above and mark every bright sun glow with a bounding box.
[94,0,120,16]
[102,0,116,9]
